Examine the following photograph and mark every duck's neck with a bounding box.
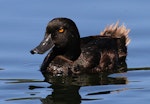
[64,45,81,61]
[53,41,81,61]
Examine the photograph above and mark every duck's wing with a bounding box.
[79,22,130,73]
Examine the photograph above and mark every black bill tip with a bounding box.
[30,49,38,54]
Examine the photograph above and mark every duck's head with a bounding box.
[30,18,81,60]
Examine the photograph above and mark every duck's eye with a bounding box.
[58,28,64,33]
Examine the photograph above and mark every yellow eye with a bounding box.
[58,28,64,33]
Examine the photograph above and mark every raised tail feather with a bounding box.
[100,21,130,46]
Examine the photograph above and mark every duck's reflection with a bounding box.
[40,72,127,104]
[41,85,81,104]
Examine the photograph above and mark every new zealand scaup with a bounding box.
[30,17,130,76]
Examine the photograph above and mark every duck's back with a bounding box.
[74,22,130,73]
[72,36,119,73]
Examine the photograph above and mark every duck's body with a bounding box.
[31,18,130,76]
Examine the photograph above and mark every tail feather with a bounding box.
[100,21,130,46]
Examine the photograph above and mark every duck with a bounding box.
[30,17,130,76]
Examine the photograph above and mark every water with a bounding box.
[0,0,150,104]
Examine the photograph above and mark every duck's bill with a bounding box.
[30,34,54,54]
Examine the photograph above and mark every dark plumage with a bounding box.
[30,18,130,76]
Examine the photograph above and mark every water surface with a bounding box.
[0,0,150,104]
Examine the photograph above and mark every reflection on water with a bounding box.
[42,72,127,86]
[0,67,150,104]
[41,67,150,104]
[40,70,127,104]
[41,85,81,104]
